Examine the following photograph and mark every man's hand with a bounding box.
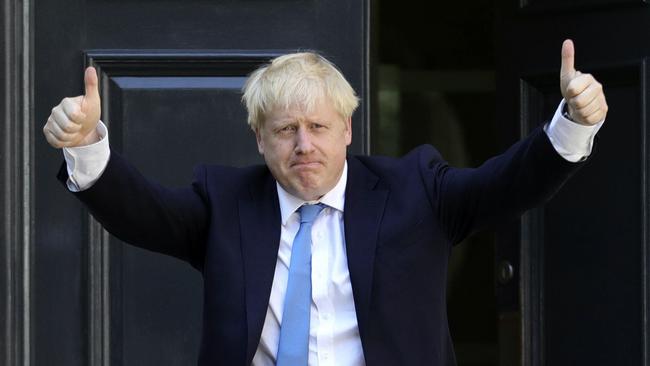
[43,67,102,148]
[560,39,608,125]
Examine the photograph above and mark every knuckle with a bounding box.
[63,120,79,132]
[64,98,79,112]
[578,111,589,120]
[61,122,73,133]
[70,111,83,121]
[49,116,60,128]
[567,83,579,96]
[45,134,58,147]
[566,81,575,92]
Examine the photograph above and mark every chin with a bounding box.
[294,187,324,201]
[284,173,334,200]
[291,182,327,201]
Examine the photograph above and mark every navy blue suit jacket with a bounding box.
[60,126,585,365]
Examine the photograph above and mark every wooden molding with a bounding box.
[518,60,646,366]
[1,0,34,365]
[81,49,282,366]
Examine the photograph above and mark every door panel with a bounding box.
[496,2,648,365]
[543,69,643,365]
[98,52,271,366]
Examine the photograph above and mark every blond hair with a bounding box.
[241,52,359,131]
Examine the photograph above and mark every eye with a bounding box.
[277,125,297,134]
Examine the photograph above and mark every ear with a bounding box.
[344,116,352,146]
[255,128,265,155]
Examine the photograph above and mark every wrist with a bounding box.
[563,103,582,125]
[79,126,101,146]
[562,102,575,121]
[563,102,592,126]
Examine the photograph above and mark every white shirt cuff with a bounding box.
[544,99,604,163]
[62,121,111,192]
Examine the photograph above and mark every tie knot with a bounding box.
[298,203,325,224]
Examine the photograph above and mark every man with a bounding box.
[43,39,607,365]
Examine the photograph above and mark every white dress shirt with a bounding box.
[252,162,365,366]
[62,99,603,365]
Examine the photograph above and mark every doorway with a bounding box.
[374,1,499,365]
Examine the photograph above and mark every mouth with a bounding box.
[290,161,322,169]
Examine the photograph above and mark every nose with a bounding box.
[294,128,315,154]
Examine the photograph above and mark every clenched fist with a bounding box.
[43,67,101,148]
[560,39,608,125]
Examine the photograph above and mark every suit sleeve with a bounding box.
[57,150,209,271]
[421,126,591,244]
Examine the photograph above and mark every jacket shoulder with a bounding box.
[351,144,447,182]
[193,163,271,195]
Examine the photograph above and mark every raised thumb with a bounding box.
[84,66,99,100]
[560,39,576,79]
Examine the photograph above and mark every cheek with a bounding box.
[264,142,292,167]
[327,134,349,157]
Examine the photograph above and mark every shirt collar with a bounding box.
[276,161,348,225]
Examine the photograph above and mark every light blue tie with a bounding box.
[276,203,325,366]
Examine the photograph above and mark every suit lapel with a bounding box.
[238,159,388,363]
[239,171,281,365]
[343,157,388,345]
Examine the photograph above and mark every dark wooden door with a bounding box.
[1,1,370,365]
[495,1,649,365]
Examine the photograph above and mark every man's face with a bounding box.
[255,100,352,201]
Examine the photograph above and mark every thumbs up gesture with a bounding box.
[43,67,102,148]
[560,39,608,125]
